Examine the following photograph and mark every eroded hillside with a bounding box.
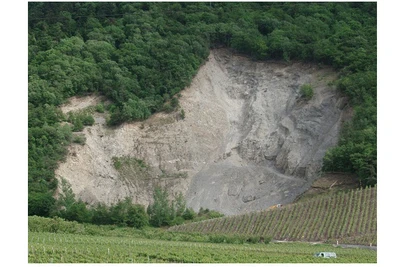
[56,49,349,215]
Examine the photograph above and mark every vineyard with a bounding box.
[28,186,377,263]
[28,231,376,263]
[169,187,377,246]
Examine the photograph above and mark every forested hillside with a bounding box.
[28,2,377,217]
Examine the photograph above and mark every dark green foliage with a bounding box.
[323,105,377,187]
[28,192,56,217]
[146,187,220,226]
[50,179,149,228]
[29,2,377,217]
[323,72,377,186]
[63,200,92,223]
[109,198,149,228]
[67,112,95,131]
[91,203,113,225]
[337,71,377,106]
[90,200,149,229]
[182,208,196,220]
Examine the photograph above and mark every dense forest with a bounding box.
[28,2,377,221]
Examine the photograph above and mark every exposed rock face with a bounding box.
[55,49,349,215]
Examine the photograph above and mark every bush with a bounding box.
[300,84,314,100]
[170,216,185,226]
[182,208,196,220]
[72,118,84,131]
[180,109,185,120]
[162,103,174,113]
[72,134,86,144]
[28,216,84,234]
[81,114,95,126]
[95,103,105,113]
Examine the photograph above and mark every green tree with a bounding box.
[51,178,77,218]
[126,203,149,229]
[147,186,173,227]
[28,192,55,217]
[63,200,92,223]
[92,203,112,225]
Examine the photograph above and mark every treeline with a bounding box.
[42,179,222,229]
[28,2,377,217]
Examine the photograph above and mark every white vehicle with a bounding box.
[314,252,337,258]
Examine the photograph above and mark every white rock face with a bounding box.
[55,49,349,215]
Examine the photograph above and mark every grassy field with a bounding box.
[28,231,376,263]
[169,186,377,246]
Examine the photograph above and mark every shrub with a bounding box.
[112,157,122,169]
[300,84,314,100]
[81,114,95,126]
[180,109,185,120]
[72,134,86,144]
[182,208,196,220]
[163,103,174,113]
[170,216,185,226]
[28,216,84,234]
[95,103,105,113]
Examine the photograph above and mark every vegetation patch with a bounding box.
[67,110,95,132]
[71,133,86,145]
[300,84,314,100]
[112,156,150,175]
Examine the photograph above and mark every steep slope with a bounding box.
[55,49,349,215]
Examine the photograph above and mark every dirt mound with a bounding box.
[55,49,349,215]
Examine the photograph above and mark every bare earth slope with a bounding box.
[56,49,349,215]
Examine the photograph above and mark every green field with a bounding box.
[28,231,376,263]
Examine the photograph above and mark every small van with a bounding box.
[314,252,337,258]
